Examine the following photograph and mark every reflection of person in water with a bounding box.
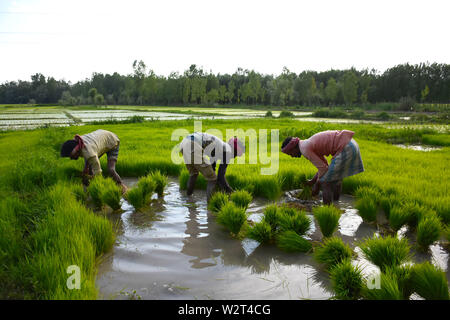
[181,200,279,274]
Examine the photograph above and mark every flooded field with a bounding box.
[96,178,449,300]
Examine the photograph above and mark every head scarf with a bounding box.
[228,137,245,157]
[281,137,300,156]
[73,134,85,154]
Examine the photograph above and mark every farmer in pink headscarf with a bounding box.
[180,132,245,201]
[281,130,364,205]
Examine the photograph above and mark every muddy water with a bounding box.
[96,179,449,299]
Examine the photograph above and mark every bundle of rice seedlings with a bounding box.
[137,175,156,199]
[416,214,441,250]
[329,260,364,300]
[445,225,450,242]
[355,197,378,223]
[150,170,168,196]
[358,235,412,272]
[216,202,247,235]
[403,202,427,229]
[277,207,311,236]
[247,220,272,244]
[87,176,108,208]
[70,183,87,204]
[229,190,252,210]
[276,231,312,253]
[297,185,313,200]
[101,178,122,211]
[207,191,229,213]
[354,186,382,204]
[410,262,449,300]
[388,206,411,231]
[261,204,279,229]
[313,237,353,270]
[379,194,400,218]
[362,271,403,300]
[388,265,414,299]
[313,205,341,238]
[125,187,145,211]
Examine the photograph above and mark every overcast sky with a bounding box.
[1,0,449,83]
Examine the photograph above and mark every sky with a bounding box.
[0,0,449,83]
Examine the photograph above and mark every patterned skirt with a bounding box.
[319,139,364,183]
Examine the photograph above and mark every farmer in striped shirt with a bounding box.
[60,129,128,193]
[281,130,364,205]
[180,132,245,201]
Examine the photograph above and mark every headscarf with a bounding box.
[281,137,300,156]
[228,137,245,157]
[73,134,85,154]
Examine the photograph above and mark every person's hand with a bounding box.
[306,179,315,187]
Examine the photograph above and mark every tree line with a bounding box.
[1,61,449,108]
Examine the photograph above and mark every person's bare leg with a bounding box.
[187,173,198,196]
[332,180,343,202]
[107,159,127,193]
[322,181,333,205]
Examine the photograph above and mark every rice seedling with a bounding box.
[70,183,87,204]
[410,262,449,300]
[149,170,168,196]
[362,271,403,300]
[416,214,442,250]
[277,206,311,236]
[388,206,411,232]
[101,179,123,211]
[207,191,229,213]
[358,235,412,272]
[261,204,279,229]
[329,260,364,300]
[87,176,108,208]
[229,190,252,210]
[354,186,382,204]
[355,197,378,223]
[137,175,156,198]
[313,237,353,270]
[125,187,146,211]
[247,220,273,244]
[388,265,414,299]
[379,194,401,218]
[403,202,427,229]
[445,225,450,242]
[276,231,312,253]
[216,202,247,235]
[313,205,341,238]
[297,185,312,200]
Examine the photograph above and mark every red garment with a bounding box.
[299,130,355,178]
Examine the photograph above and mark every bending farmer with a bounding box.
[60,129,128,193]
[281,130,364,205]
[180,132,245,201]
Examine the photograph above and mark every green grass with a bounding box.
[362,271,403,300]
[87,176,108,209]
[149,170,168,196]
[276,231,312,253]
[355,197,378,223]
[313,237,353,270]
[229,190,253,210]
[207,191,229,213]
[313,205,341,238]
[247,220,273,244]
[101,179,123,211]
[388,206,411,231]
[277,206,311,236]
[416,214,442,250]
[125,187,146,211]
[410,262,449,300]
[216,202,247,235]
[358,235,412,272]
[329,260,364,300]
[137,175,156,198]
[261,204,279,229]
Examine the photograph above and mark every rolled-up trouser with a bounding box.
[180,139,217,181]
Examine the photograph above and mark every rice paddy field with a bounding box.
[0,110,449,300]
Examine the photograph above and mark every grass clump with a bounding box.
[208,191,229,213]
[276,231,312,253]
[149,170,168,196]
[362,271,403,300]
[388,206,411,231]
[229,190,252,210]
[416,214,441,250]
[125,187,146,210]
[329,260,364,300]
[314,237,353,270]
[297,185,312,200]
[358,235,412,272]
[87,176,108,208]
[277,206,311,236]
[216,202,247,235]
[355,197,378,223]
[247,220,273,244]
[313,205,341,237]
[137,175,156,198]
[101,178,123,211]
[410,262,449,300]
[261,204,279,229]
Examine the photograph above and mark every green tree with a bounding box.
[325,77,338,105]
[342,71,358,105]
[88,88,97,103]
[421,85,430,102]
[94,93,104,106]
